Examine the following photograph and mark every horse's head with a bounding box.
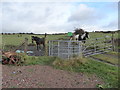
[80,32,89,41]
[31,36,35,43]
[85,32,89,39]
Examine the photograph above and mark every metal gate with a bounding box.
[49,36,113,59]
[82,36,113,57]
[49,40,82,59]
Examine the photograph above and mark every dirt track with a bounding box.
[2,64,104,88]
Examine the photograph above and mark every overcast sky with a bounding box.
[1,0,118,34]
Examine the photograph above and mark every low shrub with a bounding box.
[52,57,87,69]
[17,53,57,66]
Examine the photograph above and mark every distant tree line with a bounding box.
[1,32,34,35]
[1,30,119,35]
[0,32,67,35]
[94,30,119,33]
[51,33,67,35]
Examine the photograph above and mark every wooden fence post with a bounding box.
[111,32,115,51]
[79,41,83,58]
[24,38,28,54]
[48,41,51,56]
[58,41,59,57]
[51,41,53,56]
[68,41,70,59]
[96,38,98,51]
[45,38,48,56]
[104,36,107,51]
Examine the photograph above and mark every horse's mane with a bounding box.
[74,28,85,35]
[32,36,45,39]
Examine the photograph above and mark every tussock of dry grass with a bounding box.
[52,57,87,67]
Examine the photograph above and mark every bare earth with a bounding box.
[2,64,104,88]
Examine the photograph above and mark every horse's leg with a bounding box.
[70,36,73,41]
[39,44,41,51]
[43,43,45,48]
[76,38,79,45]
[70,37,72,41]
[84,38,86,43]
[37,44,41,51]
[83,39,86,43]
[32,40,34,43]
[37,45,39,50]
[41,43,45,50]
[37,45,38,50]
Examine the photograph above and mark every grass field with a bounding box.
[1,34,68,51]
[1,34,67,46]
[1,32,118,46]
[1,32,119,51]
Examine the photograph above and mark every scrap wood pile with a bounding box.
[2,51,23,65]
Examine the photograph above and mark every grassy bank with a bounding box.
[53,58,118,88]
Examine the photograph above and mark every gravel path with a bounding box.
[2,65,104,88]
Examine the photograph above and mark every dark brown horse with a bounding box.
[31,36,45,50]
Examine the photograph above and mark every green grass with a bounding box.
[19,54,58,66]
[107,51,119,55]
[89,32,118,39]
[92,54,118,65]
[53,58,119,88]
